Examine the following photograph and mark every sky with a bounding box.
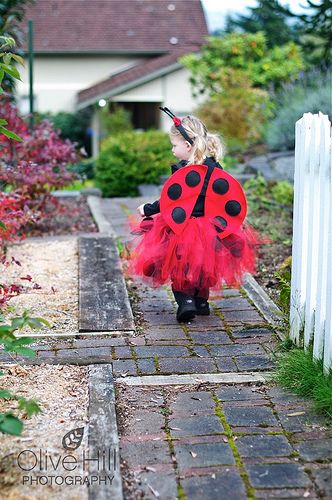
[201,0,310,32]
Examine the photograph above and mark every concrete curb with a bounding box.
[243,273,285,337]
[88,365,123,500]
[87,195,116,237]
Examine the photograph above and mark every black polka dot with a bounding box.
[167,183,182,200]
[185,170,201,187]
[212,178,229,195]
[225,200,241,216]
[172,207,186,224]
[214,216,227,233]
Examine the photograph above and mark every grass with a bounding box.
[273,346,332,422]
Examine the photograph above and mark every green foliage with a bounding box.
[95,130,173,197]
[275,256,292,312]
[0,35,23,140]
[0,310,48,435]
[181,32,303,97]
[0,1,34,93]
[35,108,92,153]
[0,1,34,43]
[273,346,332,421]
[294,0,332,66]
[266,69,331,150]
[225,0,297,48]
[100,104,133,138]
[69,157,96,180]
[196,68,273,152]
[270,180,293,205]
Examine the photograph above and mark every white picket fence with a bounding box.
[290,112,332,373]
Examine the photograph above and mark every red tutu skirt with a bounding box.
[126,213,262,291]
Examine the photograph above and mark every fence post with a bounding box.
[290,112,332,374]
[290,113,311,343]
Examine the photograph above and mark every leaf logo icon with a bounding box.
[62,427,85,450]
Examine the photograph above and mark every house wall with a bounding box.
[16,55,144,113]
[112,66,205,132]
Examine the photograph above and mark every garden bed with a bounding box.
[0,237,90,498]
[24,195,97,238]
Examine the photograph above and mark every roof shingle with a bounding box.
[21,0,208,53]
[77,46,199,105]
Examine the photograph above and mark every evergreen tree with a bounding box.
[225,0,297,47]
[295,0,332,66]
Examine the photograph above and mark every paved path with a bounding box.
[1,195,330,499]
[101,197,331,500]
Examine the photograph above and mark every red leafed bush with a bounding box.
[0,97,78,167]
[0,97,79,199]
[0,96,80,232]
[0,191,32,246]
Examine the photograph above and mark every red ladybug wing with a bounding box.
[160,164,207,234]
[205,169,247,239]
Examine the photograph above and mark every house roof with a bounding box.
[77,46,198,107]
[21,0,208,53]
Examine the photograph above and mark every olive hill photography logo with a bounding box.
[17,426,117,487]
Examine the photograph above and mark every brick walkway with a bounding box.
[1,196,331,499]
[103,197,331,500]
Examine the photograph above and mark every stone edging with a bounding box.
[88,365,123,500]
[87,195,116,237]
[243,274,284,338]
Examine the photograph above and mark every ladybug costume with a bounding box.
[127,108,261,320]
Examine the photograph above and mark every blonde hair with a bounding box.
[170,115,224,164]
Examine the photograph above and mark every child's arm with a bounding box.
[137,200,160,217]
[136,162,185,217]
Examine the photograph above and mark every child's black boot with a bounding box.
[172,289,196,322]
[195,296,210,315]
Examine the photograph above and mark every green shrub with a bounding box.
[95,130,173,197]
[99,104,133,137]
[197,68,273,152]
[270,180,293,205]
[266,70,331,150]
[69,157,96,180]
[35,109,92,149]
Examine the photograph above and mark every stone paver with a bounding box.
[174,442,235,469]
[181,471,247,500]
[245,463,312,488]
[83,196,331,500]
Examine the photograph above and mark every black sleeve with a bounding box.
[143,199,160,216]
[171,159,187,174]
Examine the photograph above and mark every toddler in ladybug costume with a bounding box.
[128,108,261,322]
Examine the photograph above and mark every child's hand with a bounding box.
[137,204,145,217]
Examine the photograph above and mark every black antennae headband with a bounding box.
[159,106,194,145]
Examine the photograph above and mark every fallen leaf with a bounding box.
[287,411,305,417]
